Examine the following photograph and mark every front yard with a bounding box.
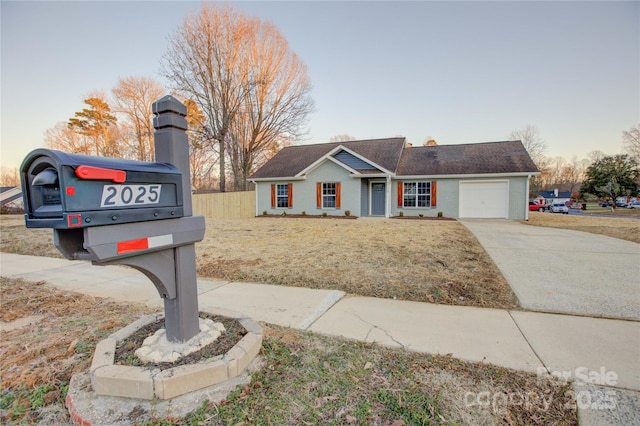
[0,215,518,310]
[524,212,640,244]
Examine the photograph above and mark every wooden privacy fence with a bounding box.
[192,191,255,219]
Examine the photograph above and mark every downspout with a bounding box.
[386,174,392,218]
[525,174,531,221]
[254,182,259,217]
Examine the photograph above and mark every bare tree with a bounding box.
[45,121,92,155]
[227,20,313,191]
[162,4,313,192]
[622,124,640,160]
[112,76,165,162]
[330,134,356,143]
[162,5,252,192]
[184,99,219,190]
[0,166,20,187]
[510,125,548,193]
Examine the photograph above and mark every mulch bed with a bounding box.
[391,216,456,221]
[113,313,247,370]
[257,214,357,219]
[257,214,456,220]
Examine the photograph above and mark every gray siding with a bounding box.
[255,161,361,216]
[360,179,369,216]
[391,177,529,220]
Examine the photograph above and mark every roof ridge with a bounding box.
[289,137,406,149]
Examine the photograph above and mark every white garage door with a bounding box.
[459,181,509,218]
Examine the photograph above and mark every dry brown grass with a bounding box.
[0,277,576,425]
[0,277,152,423]
[524,212,640,243]
[197,217,517,309]
[1,215,517,309]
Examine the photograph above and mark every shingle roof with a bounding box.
[397,140,538,175]
[538,191,572,198]
[250,139,538,179]
[250,138,405,179]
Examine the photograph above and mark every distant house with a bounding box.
[250,138,539,219]
[538,189,572,206]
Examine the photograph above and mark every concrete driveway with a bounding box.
[461,219,640,320]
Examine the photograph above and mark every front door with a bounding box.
[371,183,386,216]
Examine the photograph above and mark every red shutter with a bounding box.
[336,183,341,209]
[397,182,403,207]
[431,181,437,207]
[316,183,322,208]
[271,184,276,208]
[287,183,293,208]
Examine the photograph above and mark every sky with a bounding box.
[1,1,638,170]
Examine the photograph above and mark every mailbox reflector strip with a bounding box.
[117,234,174,254]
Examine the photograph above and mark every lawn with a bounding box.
[0,277,577,425]
[0,215,518,310]
[524,212,640,244]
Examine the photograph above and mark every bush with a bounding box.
[345,210,351,217]
[301,211,307,216]
[437,211,443,217]
[281,211,287,216]
[322,212,328,217]
[262,211,268,216]
[399,211,404,217]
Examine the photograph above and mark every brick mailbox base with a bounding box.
[65,308,263,425]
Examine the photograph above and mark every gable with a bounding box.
[250,137,405,179]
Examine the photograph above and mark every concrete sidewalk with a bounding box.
[1,252,639,423]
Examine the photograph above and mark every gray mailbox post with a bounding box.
[20,96,203,343]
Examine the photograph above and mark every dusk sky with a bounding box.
[1,1,638,170]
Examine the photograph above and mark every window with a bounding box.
[323,183,336,208]
[402,181,431,208]
[276,184,289,208]
[271,183,292,208]
[316,182,341,209]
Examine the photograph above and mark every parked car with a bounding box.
[616,200,628,207]
[529,201,547,212]
[549,203,569,214]
[599,201,613,207]
[626,200,640,209]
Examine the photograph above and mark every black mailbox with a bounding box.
[21,149,184,229]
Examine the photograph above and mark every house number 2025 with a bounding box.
[100,184,162,207]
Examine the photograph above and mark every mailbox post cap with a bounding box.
[152,95,187,117]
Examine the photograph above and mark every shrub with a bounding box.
[437,211,443,217]
[345,210,351,217]
[262,211,268,216]
[322,212,328,217]
[301,211,307,216]
[281,211,287,216]
[399,211,404,217]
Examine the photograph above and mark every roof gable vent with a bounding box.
[333,150,377,171]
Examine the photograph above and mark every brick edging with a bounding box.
[65,393,92,426]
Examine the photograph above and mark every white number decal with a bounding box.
[100,185,162,207]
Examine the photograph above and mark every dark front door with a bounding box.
[371,183,386,216]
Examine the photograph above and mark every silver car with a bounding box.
[550,203,569,214]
